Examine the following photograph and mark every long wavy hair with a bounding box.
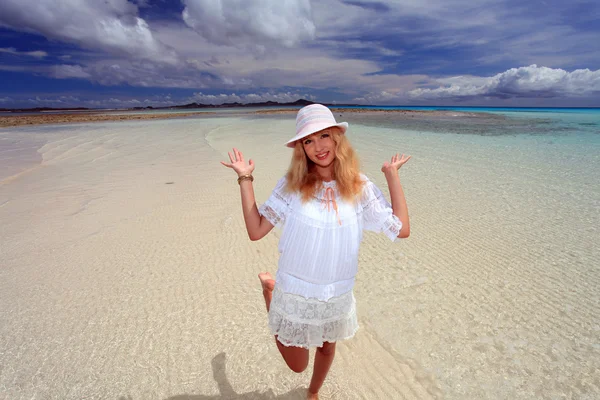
[285,128,364,202]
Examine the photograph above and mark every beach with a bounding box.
[0,110,217,128]
[1,111,599,399]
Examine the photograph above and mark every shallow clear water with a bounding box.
[1,109,599,399]
[212,108,600,399]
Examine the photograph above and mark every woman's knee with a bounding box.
[276,338,309,373]
[287,360,308,373]
[284,350,309,373]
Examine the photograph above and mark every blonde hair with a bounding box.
[285,128,364,202]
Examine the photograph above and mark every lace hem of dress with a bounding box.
[258,204,283,227]
[268,287,359,348]
[258,190,291,227]
[382,214,402,242]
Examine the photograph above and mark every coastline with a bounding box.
[0,108,497,128]
[0,110,217,128]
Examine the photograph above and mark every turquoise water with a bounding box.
[313,105,600,137]
[333,105,600,114]
[236,105,600,138]
[331,112,599,140]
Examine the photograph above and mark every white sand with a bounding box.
[0,116,598,399]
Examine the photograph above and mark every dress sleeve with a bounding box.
[258,176,293,228]
[360,177,402,242]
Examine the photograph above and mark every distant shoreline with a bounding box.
[0,111,217,128]
[1,101,599,114]
[0,108,497,128]
[0,99,316,114]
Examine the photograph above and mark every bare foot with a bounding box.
[307,390,319,400]
[258,272,275,312]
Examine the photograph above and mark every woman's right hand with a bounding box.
[220,147,255,177]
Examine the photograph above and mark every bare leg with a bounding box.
[308,342,336,398]
[258,272,310,373]
[258,272,275,311]
[275,339,309,373]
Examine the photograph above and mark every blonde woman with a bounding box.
[221,104,410,399]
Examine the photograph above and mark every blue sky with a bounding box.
[0,0,599,108]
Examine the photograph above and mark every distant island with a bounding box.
[0,98,363,113]
[149,98,317,110]
[0,106,92,113]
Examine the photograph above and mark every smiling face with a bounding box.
[302,127,339,177]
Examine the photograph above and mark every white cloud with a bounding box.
[22,16,426,95]
[408,65,600,99]
[0,0,177,64]
[353,91,398,104]
[313,0,600,71]
[27,96,77,104]
[149,21,426,95]
[1,0,598,107]
[0,47,47,58]
[49,65,91,79]
[84,96,176,108]
[80,59,224,88]
[318,39,403,58]
[182,0,315,49]
[109,98,140,104]
[16,95,176,108]
[58,96,80,102]
[9,95,86,107]
[0,97,13,103]
[0,59,229,90]
[15,91,314,108]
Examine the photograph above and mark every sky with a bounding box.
[0,0,599,108]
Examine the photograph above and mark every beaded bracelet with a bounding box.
[237,174,254,184]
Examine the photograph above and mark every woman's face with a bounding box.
[302,127,338,168]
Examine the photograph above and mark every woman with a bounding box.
[221,104,410,399]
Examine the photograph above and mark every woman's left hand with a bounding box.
[381,153,411,174]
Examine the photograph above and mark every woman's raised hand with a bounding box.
[220,148,255,177]
[381,153,411,174]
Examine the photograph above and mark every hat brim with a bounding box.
[285,122,348,148]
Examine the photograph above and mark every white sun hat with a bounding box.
[285,104,348,148]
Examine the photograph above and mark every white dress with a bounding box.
[258,174,402,348]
